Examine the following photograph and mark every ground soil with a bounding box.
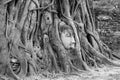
[22,64,120,80]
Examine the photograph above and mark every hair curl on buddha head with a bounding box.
[58,21,72,34]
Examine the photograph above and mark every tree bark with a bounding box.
[0,0,120,79]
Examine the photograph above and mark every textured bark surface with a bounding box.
[0,0,120,80]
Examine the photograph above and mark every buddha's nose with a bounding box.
[71,36,75,43]
[70,37,76,48]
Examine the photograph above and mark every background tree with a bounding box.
[0,0,120,79]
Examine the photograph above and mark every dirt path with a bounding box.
[23,66,120,80]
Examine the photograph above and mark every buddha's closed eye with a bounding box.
[65,32,71,37]
[64,30,73,37]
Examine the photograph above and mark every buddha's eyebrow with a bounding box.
[68,30,74,34]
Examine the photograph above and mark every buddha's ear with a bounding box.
[58,21,66,34]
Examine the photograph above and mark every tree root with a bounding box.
[81,34,120,67]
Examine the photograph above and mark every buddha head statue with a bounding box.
[59,22,76,49]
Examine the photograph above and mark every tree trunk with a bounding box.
[0,0,120,79]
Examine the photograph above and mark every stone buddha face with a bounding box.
[59,22,76,49]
